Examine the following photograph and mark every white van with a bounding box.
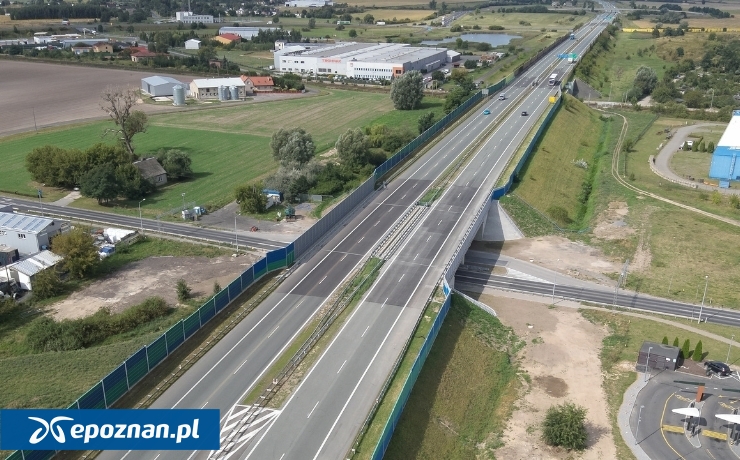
[499,93,506,100]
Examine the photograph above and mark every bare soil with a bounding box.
[51,254,258,320]
[470,291,617,460]
[592,201,633,241]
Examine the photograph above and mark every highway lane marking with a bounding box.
[399,274,405,282]
[337,360,347,373]
[340,254,347,261]
[374,221,380,227]
[234,358,249,374]
[319,275,327,284]
[362,326,370,337]
[358,236,365,243]
[438,220,442,226]
[465,181,470,187]
[268,326,279,338]
[448,205,453,211]
[457,193,461,198]
[200,402,208,409]
[427,235,431,242]
[280,454,285,460]
[153,455,160,460]
[382,298,388,309]
[413,183,416,187]
[307,401,320,418]
[402,194,407,200]
[414,253,419,260]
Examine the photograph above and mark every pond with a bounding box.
[421,33,521,47]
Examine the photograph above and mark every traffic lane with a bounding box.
[700,396,738,460]
[281,250,363,297]
[636,381,691,460]
[378,179,433,207]
[332,202,413,256]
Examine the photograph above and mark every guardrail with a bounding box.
[649,155,699,189]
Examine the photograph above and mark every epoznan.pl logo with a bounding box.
[0,409,220,451]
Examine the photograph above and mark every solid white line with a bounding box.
[268,326,279,338]
[318,275,327,284]
[307,401,320,418]
[337,360,347,373]
[200,402,208,409]
[361,325,370,337]
[234,358,249,374]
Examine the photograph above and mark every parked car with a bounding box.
[705,361,732,376]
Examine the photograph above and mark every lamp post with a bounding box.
[636,405,645,445]
[698,275,709,324]
[138,198,145,234]
[709,88,715,110]
[645,346,653,381]
[37,189,44,217]
[181,192,186,211]
[728,334,735,363]
[234,214,239,255]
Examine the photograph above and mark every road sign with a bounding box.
[570,53,578,59]
[557,53,568,59]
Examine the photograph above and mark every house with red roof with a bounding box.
[241,75,274,93]
[214,33,242,45]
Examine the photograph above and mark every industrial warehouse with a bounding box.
[273,41,451,79]
[709,109,740,185]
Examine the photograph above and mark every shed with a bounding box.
[133,158,168,186]
[8,250,63,291]
[185,38,201,50]
[636,341,680,372]
[141,75,186,97]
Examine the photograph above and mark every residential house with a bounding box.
[71,45,92,55]
[131,49,158,62]
[133,158,168,185]
[242,75,274,92]
[92,42,113,53]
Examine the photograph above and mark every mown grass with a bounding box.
[358,293,520,459]
[456,11,589,31]
[498,194,556,237]
[581,308,740,460]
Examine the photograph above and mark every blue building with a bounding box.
[709,110,740,185]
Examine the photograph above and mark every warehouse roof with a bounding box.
[285,42,446,65]
[717,110,740,149]
[0,212,56,235]
[10,250,62,277]
[191,77,245,88]
[142,76,185,86]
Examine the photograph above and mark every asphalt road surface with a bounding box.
[95,9,615,460]
[0,196,288,251]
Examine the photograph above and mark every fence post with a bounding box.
[124,363,130,390]
[101,379,108,409]
[145,347,150,371]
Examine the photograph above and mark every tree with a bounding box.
[270,128,316,167]
[32,268,64,300]
[683,141,690,151]
[418,112,436,134]
[363,13,374,24]
[699,141,706,153]
[335,128,369,167]
[80,164,119,204]
[308,17,316,29]
[176,279,191,302]
[632,66,658,98]
[348,29,357,38]
[390,70,424,110]
[542,402,588,450]
[213,281,221,294]
[463,59,477,69]
[662,336,669,345]
[101,86,149,156]
[115,162,154,200]
[682,338,691,359]
[429,0,437,9]
[652,27,660,38]
[157,149,193,180]
[708,141,715,153]
[235,182,268,214]
[676,46,684,57]
[52,227,99,279]
[622,138,635,153]
[673,337,680,347]
[432,70,445,81]
[693,340,703,361]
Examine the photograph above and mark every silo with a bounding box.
[230,85,239,101]
[218,85,226,101]
[172,85,186,106]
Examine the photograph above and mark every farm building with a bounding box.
[92,42,113,53]
[185,39,201,50]
[218,26,278,39]
[141,75,187,97]
[273,41,448,79]
[242,75,274,92]
[190,77,247,100]
[133,158,168,186]
[0,212,70,257]
[214,33,242,45]
[7,250,63,291]
[636,341,680,372]
[709,110,740,185]
[176,11,215,23]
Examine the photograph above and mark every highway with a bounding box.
[0,196,287,251]
[241,11,617,460]
[96,9,615,460]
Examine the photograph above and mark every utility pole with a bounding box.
[728,334,735,363]
[613,259,630,310]
[636,405,644,445]
[698,275,709,324]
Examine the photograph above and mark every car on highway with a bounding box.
[521,111,528,116]
[483,109,491,115]
[705,361,732,376]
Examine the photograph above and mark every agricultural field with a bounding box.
[455,10,591,32]
[0,88,446,216]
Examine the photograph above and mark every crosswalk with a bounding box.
[209,405,280,460]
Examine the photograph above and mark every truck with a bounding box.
[548,73,558,86]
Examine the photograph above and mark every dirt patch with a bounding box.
[50,254,258,320]
[500,236,619,285]
[198,202,316,242]
[469,291,617,460]
[593,201,634,241]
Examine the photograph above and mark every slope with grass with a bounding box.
[383,294,520,460]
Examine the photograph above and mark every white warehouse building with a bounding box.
[218,26,278,39]
[273,42,447,79]
[141,76,187,97]
[189,77,246,100]
[176,11,215,23]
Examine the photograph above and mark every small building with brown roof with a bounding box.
[241,75,274,92]
[92,42,114,53]
[213,33,242,45]
[133,158,168,186]
[131,49,158,62]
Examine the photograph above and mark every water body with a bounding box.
[421,33,521,47]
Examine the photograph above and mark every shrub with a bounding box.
[729,195,740,209]
[693,340,703,361]
[547,206,572,225]
[673,337,680,347]
[213,281,222,294]
[711,191,722,205]
[682,338,691,359]
[542,402,588,450]
[662,336,669,345]
[176,279,191,302]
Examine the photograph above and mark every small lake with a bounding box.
[421,33,521,47]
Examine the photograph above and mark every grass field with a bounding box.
[456,10,590,32]
[1,88,445,215]
[511,95,612,227]
[581,308,740,460]
[380,293,520,459]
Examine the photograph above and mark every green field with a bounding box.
[669,128,723,179]
[381,294,520,459]
[456,10,589,32]
[1,88,445,216]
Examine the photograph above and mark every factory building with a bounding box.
[218,27,278,39]
[709,110,740,185]
[176,11,215,24]
[273,42,448,79]
[141,76,187,97]
[0,212,70,257]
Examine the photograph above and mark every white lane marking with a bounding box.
[414,253,418,260]
[200,402,208,409]
[438,220,442,226]
[457,193,461,198]
[340,254,347,261]
[319,275,327,284]
[465,181,470,187]
[295,299,305,309]
[399,274,405,282]
[307,401,320,418]
[358,236,365,243]
[413,183,417,188]
[374,221,380,227]
[426,235,431,242]
[402,194,407,200]
[268,326,279,338]
[448,205,453,212]
[337,360,347,374]
[382,297,388,308]
[361,325,370,337]
[234,358,249,374]
[280,455,285,460]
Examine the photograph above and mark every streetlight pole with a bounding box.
[709,89,715,110]
[138,199,145,234]
[728,334,735,363]
[645,346,653,381]
[552,282,556,304]
[698,275,709,324]
[234,214,239,255]
[181,192,186,211]
[636,405,645,445]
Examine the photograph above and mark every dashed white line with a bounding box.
[399,274,405,282]
[358,236,365,243]
[234,358,249,374]
[438,220,442,226]
[426,235,431,242]
[374,221,380,227]
[414,253,419,260]
[319,275,327,284]
[279,454,285,460]
[340,254,347,261]
[268,326,279,338]
[200,402,208,409]
[457,193,461,198]
[362,325,370,337]
[295,299,305,309]
[337,360,347,374]
[382,297,388,308]
[448,205,453,211]
[307,401,320,418]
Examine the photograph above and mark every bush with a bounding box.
[729,195,740,209]
[542,402,588,450]
[673,337,680,347]
[662,336,669,345]
[213,281,222,294]
[176,279,191,302]
[32,268,64,301]
[682,338,691,359]
[547,206,572,225]
[693,340,703,361]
